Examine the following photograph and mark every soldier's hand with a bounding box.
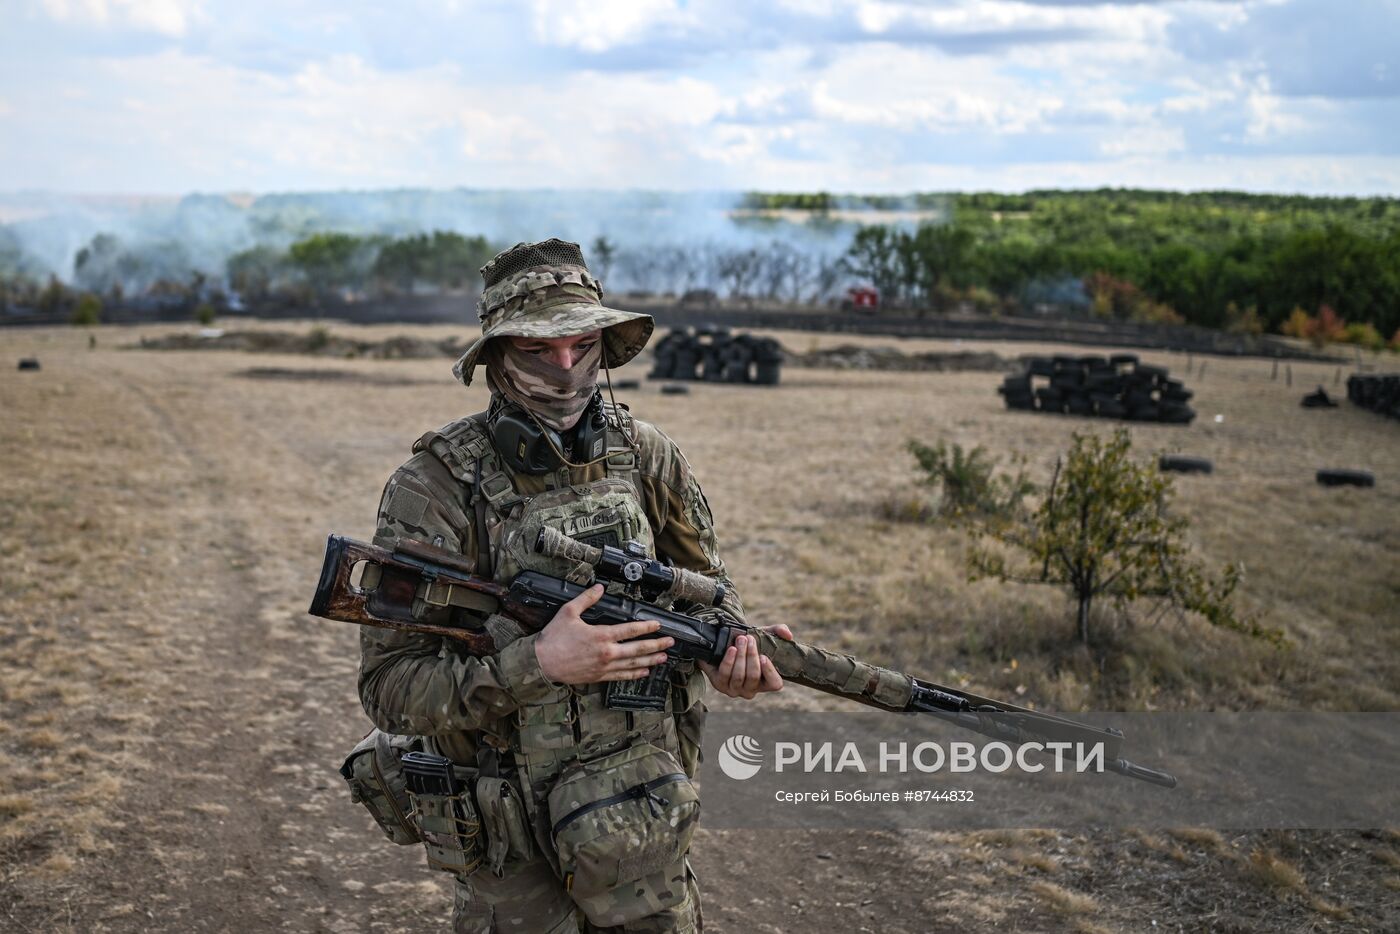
[701,624,793,700]
[533,584,675,685]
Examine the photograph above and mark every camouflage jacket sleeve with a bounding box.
[357,453,563,737]
[633,419,747,624]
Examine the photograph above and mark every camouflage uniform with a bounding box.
[359,241,743,933]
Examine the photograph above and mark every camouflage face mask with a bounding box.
[485,339,603,431]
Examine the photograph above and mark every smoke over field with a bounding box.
[0,189,919,293]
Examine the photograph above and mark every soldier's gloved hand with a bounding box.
[533,584,675,685]
[701,625,793,700]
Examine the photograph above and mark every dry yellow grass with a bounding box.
[2,320,1397,931]
[1247,847,1306,892]
[1031,880,1099,915]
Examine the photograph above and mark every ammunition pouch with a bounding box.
[473,775,535,876]
[339,729,422,846]
[403,752,486,879]
[546,741,700,925]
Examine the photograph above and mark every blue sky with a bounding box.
[1,0,1398,194]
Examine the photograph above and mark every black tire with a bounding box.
[1159,403,1196,424]
[1096,399,1128,419]
[660,384,691,396]
[1135,364,1167,381]
[1128,403,1160,421]
[1124,390,1155,408]
[1035,387,1064,413]
[17,358,41,371]
[1065,394,1094,416]
[1027,357,1055,377]
[1316,469,1375,488]
[1109,353,1139,367]
[672,352,700,380]
[1001,375,1032,393]
[1159,455,1213,474]
[753,361,781,385]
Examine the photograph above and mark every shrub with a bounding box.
[906,439,1034,520]
[1341,321,1384,351]
[968,430,1277,648]
[70,293,101,327]
[1279,307,1311,339]
[1308,305,1346,346]
[1224,302,1264,335]
[306,324,331,351]
[195,303,216,326]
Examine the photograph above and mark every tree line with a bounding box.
[779,188,1400,346]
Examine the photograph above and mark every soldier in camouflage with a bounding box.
[360,239,790,933]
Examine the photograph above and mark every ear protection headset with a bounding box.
[488,389,610,475]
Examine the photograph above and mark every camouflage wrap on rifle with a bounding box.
[749,627,915,711]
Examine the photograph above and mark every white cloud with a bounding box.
[1099,125,1186,157]
[527,0,693,53]
[807,44,1065,133]
[1243,79,1309,141]
[39,0,201,36]
[3,0,1398,194]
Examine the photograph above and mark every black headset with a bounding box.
[487,389,609,475]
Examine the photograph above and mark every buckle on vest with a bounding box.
[605,449,636,470]
[479,471,515,503]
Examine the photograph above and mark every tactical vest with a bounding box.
[411,402,698,864]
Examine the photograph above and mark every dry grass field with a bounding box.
[2,320,1398,932]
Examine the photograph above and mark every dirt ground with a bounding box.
[2,321,1398,933]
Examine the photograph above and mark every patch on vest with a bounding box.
[385,483,429,528]
[560,507,625,551]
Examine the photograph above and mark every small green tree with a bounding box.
[71,292,102,326]
[907,439,1034,520]
[195,302,216,326]
[969,430,1275,647]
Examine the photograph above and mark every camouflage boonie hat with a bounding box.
[452,238,653,386]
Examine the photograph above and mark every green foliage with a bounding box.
[289,232,372,294]
[740,191,835,212]
[1341,321,1384,350]
[306,324,331,351]
[226,245,288,301]
[906,439,1034,520]
[845,223,975,312]
[968,430,1277,648]
[840,189,1400,337]
[195,303,216,326]
[1224,302,1264,335]
[70,293,101,327]
[372,231,495,292]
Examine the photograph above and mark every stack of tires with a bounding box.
[649,327,784,386]
[1346,373,1400,421]
[998,353,1195,424]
